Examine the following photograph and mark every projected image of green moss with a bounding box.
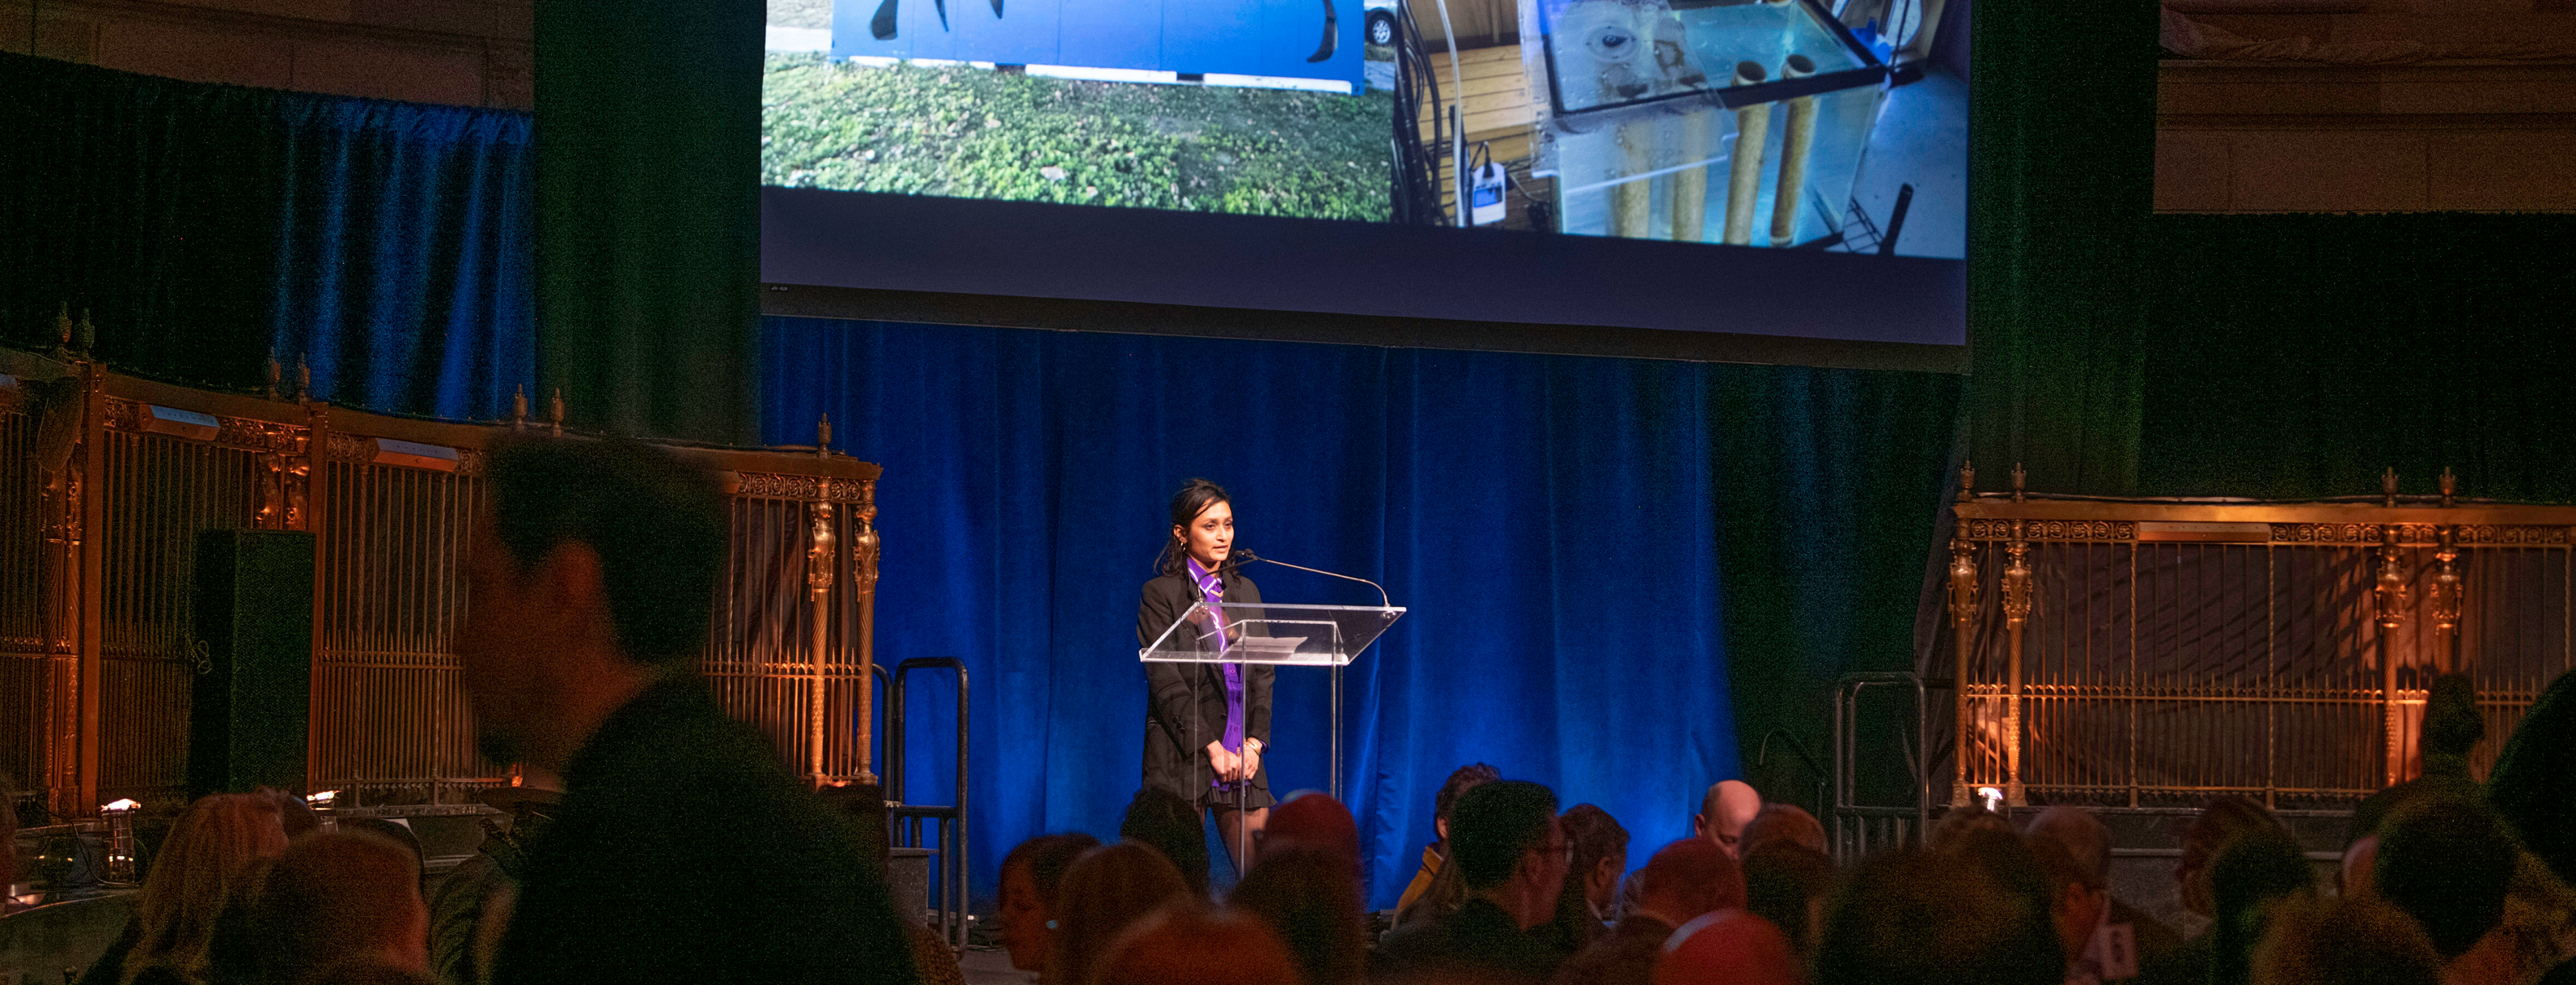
[763,53,1394,222]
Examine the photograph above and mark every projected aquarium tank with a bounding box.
[1521,0,1887,247]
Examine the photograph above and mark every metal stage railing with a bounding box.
[1828,672,1934,863]
[883,656,970,949]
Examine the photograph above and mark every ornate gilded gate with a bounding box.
[2,350,883,822]
[1942,465,2576,810]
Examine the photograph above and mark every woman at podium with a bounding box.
[1138,478,1273,873]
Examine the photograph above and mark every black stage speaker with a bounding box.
[191,529,315,799]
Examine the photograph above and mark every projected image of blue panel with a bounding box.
[832,0,1362,87]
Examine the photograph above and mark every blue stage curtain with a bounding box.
[763,316,1962,908]
[0,52,532,422]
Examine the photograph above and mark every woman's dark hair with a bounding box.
[1046,843,1193,985]
[1155,479,1232,576]
[1537,803,1627,952]
[1744,843,1837,957]
[1001,832,1102,910]
[2375,795,2516,959]
[1121,787,1212,897]
[2209,831,2315,985]
[1229,846,1369,985]
[1816,848,2062,985]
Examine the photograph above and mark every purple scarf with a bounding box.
[1188,557,1247,789]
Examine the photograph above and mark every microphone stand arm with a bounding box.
[1250,555,1390,609]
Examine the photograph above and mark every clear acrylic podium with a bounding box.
[1141,601,1404,802]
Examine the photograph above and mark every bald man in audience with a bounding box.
[2026,805,2180,981]
[1552,839,1742,985]
[251,831,431,985]
[1614,781,1763,920]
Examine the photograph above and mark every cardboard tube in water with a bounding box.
[1611,117,1654,238]
[1670,104,1711,242]
[1722,61,1768,247]
[1769,54,1817,247]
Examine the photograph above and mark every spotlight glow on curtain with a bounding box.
[764,316,1752,909]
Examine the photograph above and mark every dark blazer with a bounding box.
[493,675,920,985]
[1375,898,1568,984]
[1138,567,1275,807]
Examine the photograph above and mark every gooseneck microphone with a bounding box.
[1231,549,1392,609]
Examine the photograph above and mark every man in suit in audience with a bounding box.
[460,438,917,985]
[1377,780,1574,983]
[2026,805,2180,982]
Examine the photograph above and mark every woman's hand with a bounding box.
[1239,740,1264,782]
[1207,741,1243,781]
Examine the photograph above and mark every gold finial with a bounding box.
[266,356,283,401]
[2383,467,2400,507]
[2440,466,2456,507]
[297,356,311,403]
[2010,462,2026,504]
[55,303,73,350]
[549,388,566,435]
[75,308,95,354]
[1958,461,1975,502]
[817,414,833,456]
[511,384,528,429]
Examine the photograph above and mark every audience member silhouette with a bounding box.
[1738,803,1824,858]
[1538,804,1628,955]
[1396,763,1501,927]
[2250,895,2443,985]
[2205,831,2315,985]
[998,833,1103,975]
[824,782,969,985]
[1652,909,1801,985]
[1122,786,1214,898]
[2374,795,2517,974]
[1376,779,1574,983]
[1612,780,1762,922]
[1088,904,1303,985]
[1231,845,1371,985]
[2026,805,2183,970]
[1048,841,1192,985]
[459,438,916,985]
[1739,842,1832,962]
[1551,839,1740,985]
[113,793,290,985]
[248,831,430,985]
[1812,847,2061,985]
[1262,791,1363,877]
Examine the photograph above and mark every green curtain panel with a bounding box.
[1960,3,2161,497]
[535,0,765,444]
[2142,214,2576,503]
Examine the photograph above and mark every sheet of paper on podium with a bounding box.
[1140,601,1405,666]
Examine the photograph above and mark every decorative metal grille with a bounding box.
[0,362,881,817]
[1941,466,2576,810]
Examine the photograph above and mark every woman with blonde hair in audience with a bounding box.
[1047,842,1192,985]
[121,793,290,985]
